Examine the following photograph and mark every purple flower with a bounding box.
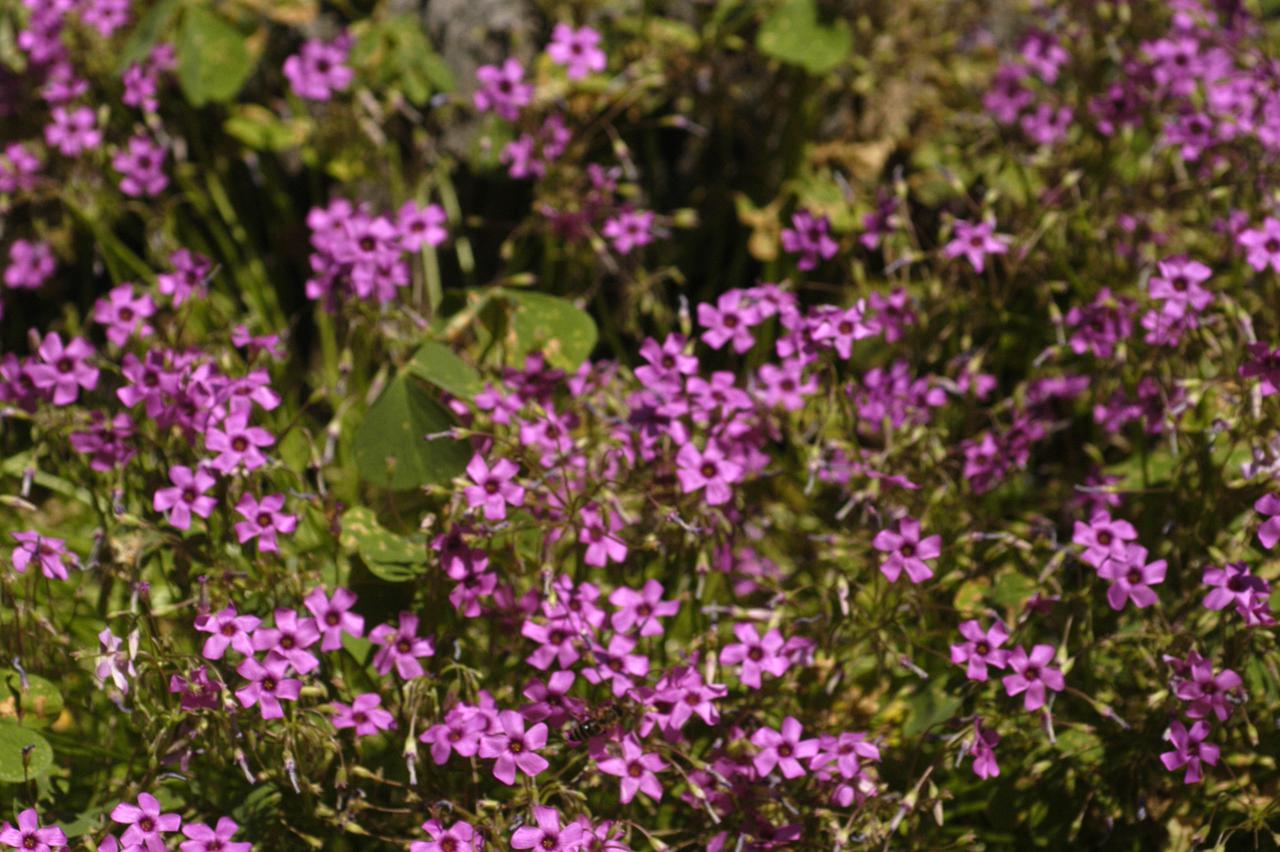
[44,106,100,156]
[602,209,656,254]
[420,705,489,765]
[609,579,679,637]
[1001,644,1065,711]
[811,303,874,359]
[780,209,839,270]
[0,808,67,851]
[1160,720,1219,784]
[153,465,218,531]
[1202,561,1269,612]
[4,240,55,290]
[1098,544,1166,610]
[157,248,211,305]
[969,720,1000,779]
[397,201,448,251]
[283,35,354,101]
[252,608,321,674]
[579,504,628,567]
[233,493,298,553]
[463,454,524,521]
[109,793,181,852]
[751,717,819,779]
[235,653,302,720]
[410,820,482,852]
[872,517,940,584]
[597,734,667,802]
[1238,217,1280,273]
[112,135,168,197]
[1148,256,1213,313]
[304,587,365,651]
[93,283,157,346]
[94,628,138,693]
[697,291,761,352]
[195,606,260,660]
[370,612,436,680]
[27,332,99,405]
[720,623,790,689]
[1254,493,1280,549]
[653,668,726,732]
[1072,511,1138,569]
[168,666,222,712]
[205,406,275,474]
[676,440,744,506]
[479,710,549,785]
[949,619,1010,681]
[511,806,581,851]
[11,531,72,580]
[333,693,396,737]
[473,58,532,121]
[943,219,1010,273]
[1173,653,1242,722]
[179,818,250,852]
[547,24,607,79]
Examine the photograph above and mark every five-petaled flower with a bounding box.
[1001,644,1065,711]
[479,710,550,785]
[597,734,667,802]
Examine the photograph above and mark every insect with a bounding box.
[562,701,630,746]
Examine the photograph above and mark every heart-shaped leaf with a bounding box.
[757,0,852,75]
[500,289,598,369]
[177,7,257,106]
[0,723,53,783]
[0,670,64,728]
[353,374,470,490]
[408,342,484,400]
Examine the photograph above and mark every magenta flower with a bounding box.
[1173,654,1242,722]
[109,793,181,852]
[93,283,156,345]
[420,705,489,765]
[195,606,260,660]
[397,201,448,251]
[1160,720,1219,784]
[157,248,211,305]
[179,818,250,852]
[812,303,874,359]
[205,407,275,474]
[579,504,628,567]
[943,219,1010,273]
[479,709,550,785]
[949,619,1010,681]
[1072,511,1138,569]
[370,612,436,680]
[751,717,819,779]
[235,652,302,720]
[94,628,138,693]
[4,239,56,290]
[511,806,581,851]
[332,693,396,737]
[697,290,761,353]
[45,106,101,156]
[473,58,532,120]
[609,579,679,637]
[11,531,71,580]
[410,820,482,852]
[1097,544,1166,610]
[112,135,168,197]
[653,668,726,732]
[676,440,744,506]
[521,671,584,727]
[780,209,839,270]
[1001,645,1065,711]
[168,666,222,712]
[1238,217,1280,273]
[233,493,298,554]
[720,623,791,689]
[304,587,365,651]
[547,24,607,79]
[283,35,354,101]
[27,332,99,405]
[252,608,321,674]
[582,634,650,697]
[153,465,218,531]
[969,720,1000,779]
[602,209,656,254]
[1202,561,1269,612]
[1254,493,1280,549]
[1148,256,1213,313]
[463,454,524,521]
[873,517,941,584]
[597,734,667,803]
[0,808,67,851]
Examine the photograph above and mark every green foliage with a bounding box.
[756,0,853,75]
[0,724,53,784]
[352,373,469,490]
[499,289,599,369]
[177,7,258,106]
[408,342,484,400]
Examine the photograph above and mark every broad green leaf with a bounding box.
[903,686,962,737]
[408,342,484,400]
[0,723,53,783]
[339,507,427,565]
[353,374,469,490]
[224,105,312,151]
[991,567,1037,610]
[0,670,64,728]
[500,289,599,369]
[756,0,852,75]
[177,7,256,106]
[351,16,453,105]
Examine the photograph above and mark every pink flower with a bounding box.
[1072,511,1138,569]
[1148,256,1213,313]
[283,35,354,101]
[969,720,1000,779]
[943,219,1010,273]
[27,332,99,405]
[1237,216,1280,273]
[4,240,55,290]
[780,209,838,270]
[697,291,761,353]
[949,619,1010,681]
[195,606,260,660]
[581,634,650,697]
[1097,544,1166,610]
[235,652,302,720]
[420,705,489,765]
[719,623,790,689]
[233,493,298,553]
[93,283,156,346]
[94,628,138,693]
[1202,561,1269,612]
[157,248,211,305]
[370,612,436,680]
[1173,653,1242,722]
[205,407,275,474]
[473,58,532,120]
[1160,720,1219,784]
[597,734,667,803]
[463,454,524,521]
[872,517,940,584]
[397,201,448,251]
[602,209,655,254]
[511,806,581,851]
[332,693,396,737]
[0,808,67,851]
[112,135,168,197]
[1001,645,1065,711]
[410,820,482,852]
[109,793,181,851]
[609,579,679,637]
[304,587,365,651]
[547,24,606,79]
[811,303,874,359]
[251,608,321,674]
[179,818,250,852]
[751,717,819,779]
[579,504,628,567]
[479,710,549,785]
[45,106,101,156]
[153,465,218,531]
[11,531,71,580]
[1254,493,1280,549]
[675,440,744,506]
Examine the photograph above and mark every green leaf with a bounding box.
[903,686,962,737]
[117,0,181,72]
[177,7,256,106]
[224,105,312,151]
[500,289,599,369]
[756,0,852,75]
[0,723,53,783]
[351,16,453,105]
[339,507,427,565]
[408,342,484,400]
[991,567,1037,610]
[353,375,469,490]
[0,670,64,728]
